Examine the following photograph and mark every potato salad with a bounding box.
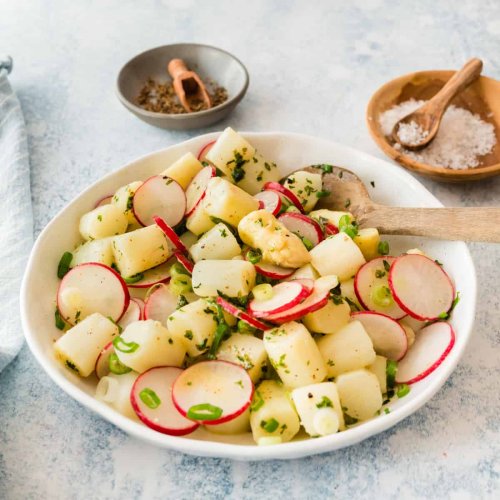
[53,127,458,444]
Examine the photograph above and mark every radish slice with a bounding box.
[197,140,216,162]
[144,284,178,327]
[118,299,143,330]
[265,275,338,323]
[153,216,188,254]
[95,195,113,208]
[57,263,129,325]
[185,166,216,217]
[278,213,324,246]
[134,298,145,320]
[126,260,173,289]
[396,322,455,384]
[389,254,455,321]
[248,279,314,317]
[216,296,271,331]
[95,341,114,380]
[132,175,186,227]
[243,250,294,279]
[263,182,305,213]
[131,366,199,436]
[172,360,254,425]
[254,190,282,216]
[354,257,406,319]
[325,223,339,236]
[351,311,408,361]
[175,252,194,274]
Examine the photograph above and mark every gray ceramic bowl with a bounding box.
[116,43,249,130]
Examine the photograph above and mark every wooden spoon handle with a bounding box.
[430,58,483,108]
[359,206,500,242]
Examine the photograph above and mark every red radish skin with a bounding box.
[278,213,324,246]
[172,360,254,425]
[175,252,194,274]
[197,140,216,161]
[57,263,130,325]
[118,299,142,330]
[94,195,113,208]
[132,175,186,227]
[325,223,339,236]
[95,341,114,380]
[144,284,178,327]
[354,257,406,320]
[153,216,188,254]
[216,297,272,331]
[396,322,455,384]
[265,276,338,323]
[263,182,305,213]
[389,254,455,321]
[185,166,216,217]
[254,190,282,216]
[248,279,314,317]
[126,260,173,289]
[134,298,145,320]
[131,366,199,436]
[351,311,408,361]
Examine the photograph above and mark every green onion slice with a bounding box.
[113,336,140,353]
[140,388,161,409]
[396,383,410,398]
[187,403,223,421]
[247,248,262,264]
[57,252,73,279]
[108,353,132,375]
[260,418,279,433]
[55,308,65,330]
[123,273,144,284]
[386,360,398,389]
[378,240,390,255]
[250,391,265,412]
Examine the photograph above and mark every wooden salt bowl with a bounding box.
[366,70,500,182]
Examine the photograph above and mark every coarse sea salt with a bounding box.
[379,99,496,169]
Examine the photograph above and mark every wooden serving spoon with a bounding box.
[303,165,500,242]
[167,58,212,113]
[391,58,483,150]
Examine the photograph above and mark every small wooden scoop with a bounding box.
[167,58,212,113]
[303,165,500,242]
[391,58,483,150]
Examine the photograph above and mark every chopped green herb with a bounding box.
[97,214,103,222]
[219,228,228,238]
[384,407,391,414]
[140,388,161,409]
[375,270,386,278]
[55,308,65,330]
[386,360,398,389]
[316,396,333,409]
[237,320,258,334]
[57,252,73,279]
[316,190,331,199]
[338,214,358,239]
[177,295,188,309]
[344,198,351,209]
[260,418,279,433]
[184,330,194,340]
[250,391,265,412]
[124,273,144,284]
[370,181,375,188]
[65,360,79,373]
[383,259,391,272]
[378,241,390,255]
[344,414,358,425]
[247,248,262,264]
[435,259,443,266]
[344,297,360,312]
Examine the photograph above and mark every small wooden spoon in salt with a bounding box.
[391,58,483,150]
[303,165,500,242]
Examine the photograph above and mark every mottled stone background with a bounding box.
[0,0,499,498]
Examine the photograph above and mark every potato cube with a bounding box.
[287,263,319,281]
[204,177,259,227]
[192,259,256,298]
[303,298,351,334]
[340,278,362,310]
[161,152,204,189]
[316,320,376,377]
[186,198,216,236]
[309,209,354,228]
[367,355,387,394]
[283,170,323,212]
[354,228,380,261]
[112,225,170,277]
[79,204,128,241]
[291,382,345,436]
[71,237,114,268]
[54,313,119,377]
[111,181,142,225]
[115,319,185,372]
[189,223,241,262]
[236,153,280,195]
[336,369,383,421]
[310,232,366,281]
[264,321,326,388]
[250,380,300,444]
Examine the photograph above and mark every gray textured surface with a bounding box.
[1,0,499,498]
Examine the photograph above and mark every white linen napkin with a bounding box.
[0,56,33,372]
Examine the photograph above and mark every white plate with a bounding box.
[20,132,477,460]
